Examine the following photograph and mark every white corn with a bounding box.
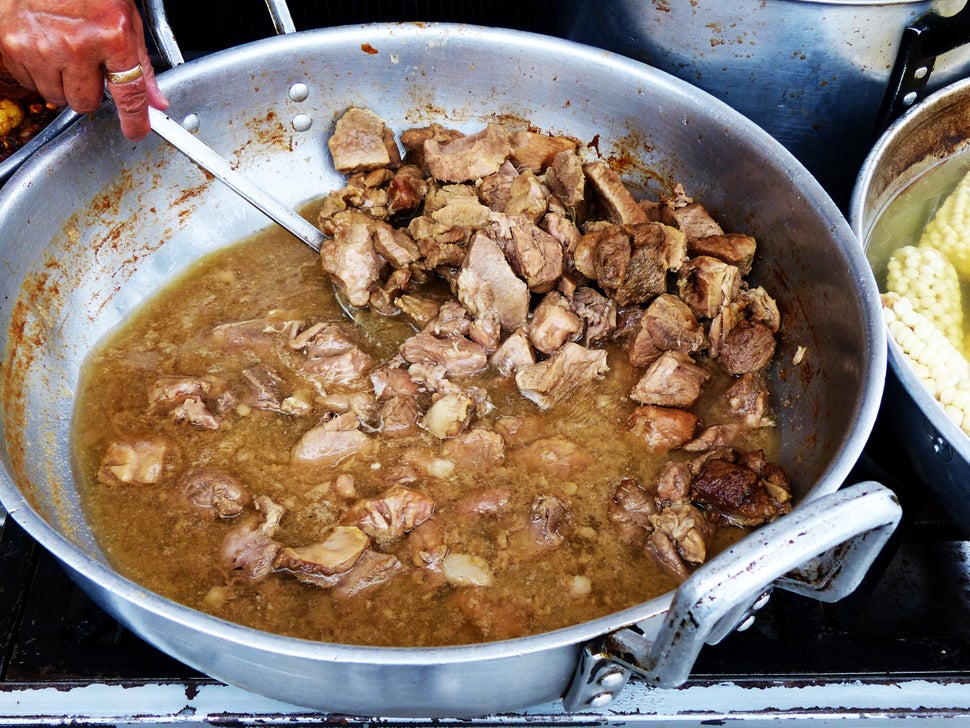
[918,167,970,278]
[886,244,963,352]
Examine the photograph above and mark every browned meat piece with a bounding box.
[180,468,250,518]
[626,405,698,450]
[147,376,212,413]
[291,412,368,466]
[386,165,429,217]
[441,428,506,465]
[529,495,570,548]
[395,294,441,330]
[320,209,385,308]
[630,350,710,408]
[571,286,617,345]
[650,502,709,565]
[689,233,757,275]
[479,160,517,210]
[514,342,609,409]
[655,461,692,504]
[371,224,420,269]
[454,587,536,641]
[408,518,449,570]
[371,365,421,399]
[688,446,738,476]
[608,477,656,543]
[343,485,435,543]
[423,124,511,183]
[725,372,775,427]
[421,391,474,438]
[676,255,742,319]
[400,123,464,169]
[573,224,630,288]
[333,550,404,599]
[468,310,502,352]
[426,300,471,339]
[504,171,550,222]
[648,530,690,581]
[661,200,724,242]
[171,397,220,429]
[456,231,530,333]
[379,395,423,439]
[611,237,669,306]
[628,293,706,367]
[584,159,649,225]
[222,495,283,582]
[544,215,582,268]
[275,526,371,583]
[328,107,401,174]
[399,331,487,377]
[545,150,586,210]
[529,291,582,355]
[738,286,781,332]
[516,435,592,479]
[509,130,577,173]
[612,307,645,343]
[628,221,688,272]
[430,193,492,229]
[692,457,792,526]
[455,487,512,518]
[98,438,169,486]
[682,423,742,452]
[717,319,777,374]
[241,364,285,412]
[490,328,536,376]
[503,217,563,293]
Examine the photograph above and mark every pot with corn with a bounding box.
[852,76,970,533]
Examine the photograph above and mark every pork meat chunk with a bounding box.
[725,371,775,427]
[423,124,511,183]
[98,437,169,486]
[343,485,435,544]
[180,467,250,517]
[509,129,577,173]
[544,150,586,210]
[689,233,757,275]
[275,525,371,580]
[608,477,656,544]
[515,342,609,409]
[677,255,742,319]
[457,231,530,333]
[291,412,368,467]
[328,107,402,174]
[584,160,648,225]
[333,550,404,599]
[529,291,583,355]
[222,495,283,582]
[692,457,792,526]
[506,217,563,293]
[630,350,710,408]
[399,331,488,377]
[717,319,777,375]
[529,495,570,549]
[662,199,724,242]
[628,293,706,367]
[626,405,698,450]
[489,328,536,376]
[320,209,385,308]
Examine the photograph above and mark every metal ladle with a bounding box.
[148,106,327,252]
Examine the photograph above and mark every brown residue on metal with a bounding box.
[361,42,379,55]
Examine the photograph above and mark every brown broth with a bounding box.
[72,224,769,647]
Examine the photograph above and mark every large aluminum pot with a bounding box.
[557,0,970,208]
[0,23,897,717]
[851,77,970,534]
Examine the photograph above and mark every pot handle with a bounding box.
[140,0,296,69]
[563,480,901,711]
[875,2,970,133]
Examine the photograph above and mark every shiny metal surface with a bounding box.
[851,76,970,534]
[0,23,886,717]
[0,107,79,184]
[558,0,970,207]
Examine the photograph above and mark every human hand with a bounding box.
[0,0,168,141]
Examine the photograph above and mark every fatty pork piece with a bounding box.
[240,364,286,412]
[709,287,780,375]
[319,209,387,308]
[290,321,376,391]
[677,255,743,320]
[342,484,435,544]
[399,122,465,170]
[630,350,711,408]
[422,391,475,438]
[505,216,564,293]
[386,164,430,217]
[457,231,530,333]
[274,525,371,585]
[509,129,577,174]
[222,495,283,582]
[626,405,698,450]
[650,502,711,566]
[422,124,512,183]
[490,328,536,376]
[689,233,757,275]
[291,411,368,467]
[608,477,657,544]
[529,291,583,355]
[583,159,648,225]
[725,371,775,428]
[399,330,488,378]
[572,223,672,306]
[147,375,212,413]
[328,107,402,174]
[544,149,586,211]
[179,468,250,518]
[571,286,617,345]
[660,189,724,242]
[628,293,706,367]
[691,453,792,526]
[514,341,609,409]
[98,437,169,486]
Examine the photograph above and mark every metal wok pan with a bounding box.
[0,23,898,717]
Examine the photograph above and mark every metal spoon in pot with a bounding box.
[148,106,327,251]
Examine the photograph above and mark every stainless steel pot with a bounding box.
[851,77,970,534]
[0,22,898,717]
[557,0,970,208]
[0,106,78,184]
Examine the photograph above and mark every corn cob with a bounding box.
[918,167,970,278]
[886,244,964,352]
[882,291,970,435]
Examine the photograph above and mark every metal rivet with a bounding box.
[292,113,312,132]
[597,669,626,689]
[736,615,756,632]
[932,435,953,463]
[588,692,615,708]
[903,91,918,107]
[181,113,200,132]
[288,82,310,102]
[751,590,772,611]
[914,66,929,80]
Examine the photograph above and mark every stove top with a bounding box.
[3,416,970,725]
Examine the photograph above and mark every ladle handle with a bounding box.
[148,107,326,251]
[875,2,970,132]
